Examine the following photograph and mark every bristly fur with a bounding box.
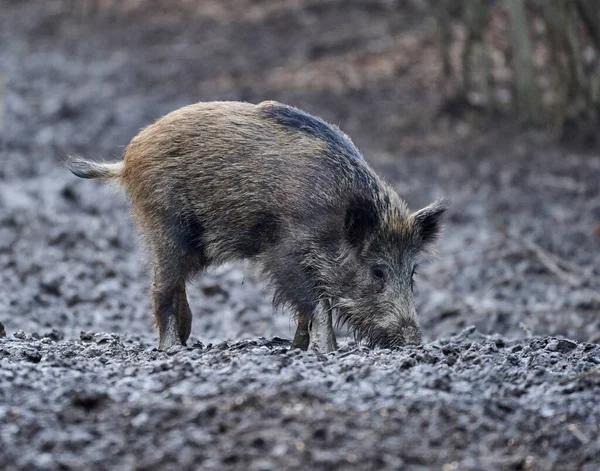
[65,100,447,350]
[259,101,362,161]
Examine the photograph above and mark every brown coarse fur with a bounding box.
[66,100,447,351]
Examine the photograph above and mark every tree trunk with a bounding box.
[509,0,542,124]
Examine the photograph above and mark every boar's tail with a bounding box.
[65,156,124,180]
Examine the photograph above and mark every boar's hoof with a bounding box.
[159,337,183,351]
[308,331,337,353]
[158,316,183,351]
[291,329,310,351]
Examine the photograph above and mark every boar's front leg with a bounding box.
[291,313,311,351]
[308,299,337,353]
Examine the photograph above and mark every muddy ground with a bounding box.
[1,1,600,469]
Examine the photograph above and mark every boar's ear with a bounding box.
[412,198,448,245]
[344,195,379,247]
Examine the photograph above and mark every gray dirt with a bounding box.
[1,1,600,470]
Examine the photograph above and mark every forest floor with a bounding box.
[1,1,599,469]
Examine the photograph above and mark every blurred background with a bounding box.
[1,0,599,345]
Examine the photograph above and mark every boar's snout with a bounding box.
[368,318,422,349]
[401,321,422,347]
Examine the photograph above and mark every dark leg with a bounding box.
[308,299,337,353]
[152,280,186,350]
[176,286,192,345]
[291,313,310,350]
[262,243,336,351]
[150,249,200,350]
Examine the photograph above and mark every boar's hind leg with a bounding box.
[151,252,197,350]
[175,285,193,344]
[152,280,192,350]
[308,300,337,353]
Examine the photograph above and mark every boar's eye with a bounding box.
[371,265,388,282]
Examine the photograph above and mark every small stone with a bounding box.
[267,336,290,348]
[442,345,458,355]
[555,339,577,353]
[80,331,94,341]
[131,412,149,428]
[93,333,119,344]
[14,330,26,339]
[23,349,42,363]
[547,339,577,353]
[251,347,270,355]
[44,329,64,341]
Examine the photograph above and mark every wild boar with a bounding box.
[66,100,447,352]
